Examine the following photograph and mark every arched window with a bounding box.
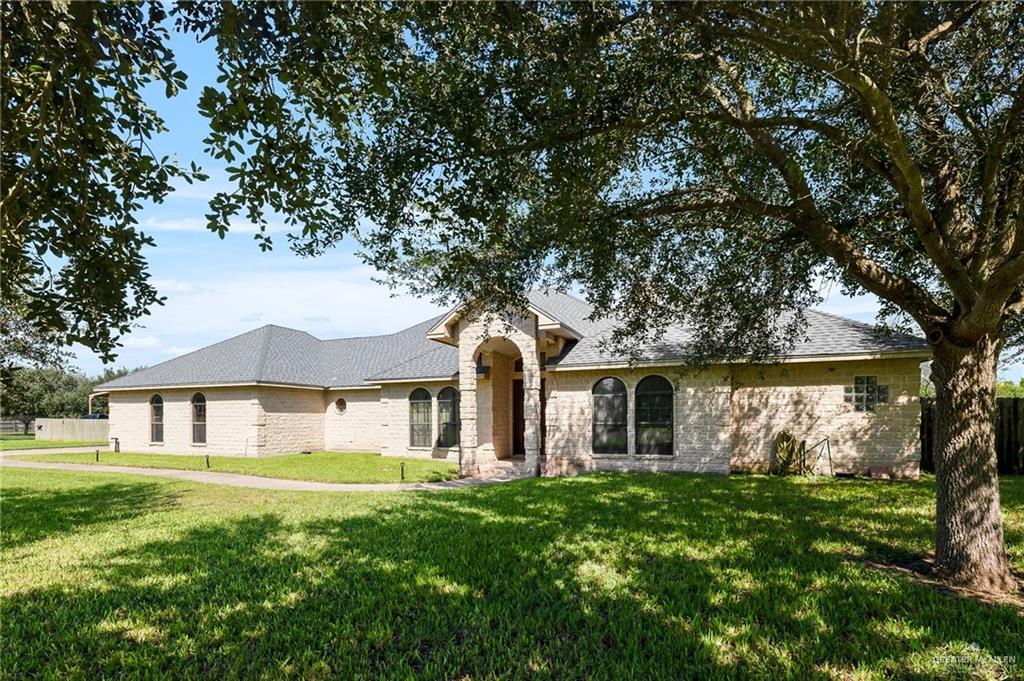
[437,387,460,447]
[592,377,627,454]
[191,392,207,444]
[636,376,674,456]
[150,394,164,443]
[409,388,432,447]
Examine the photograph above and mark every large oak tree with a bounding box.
[2,1,204,362]
[179,1,1022,592]
[6,1,1020,592]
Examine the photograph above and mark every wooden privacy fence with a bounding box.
[0,419,34,435]
[920,398,1024,475]
[35,418,109,442]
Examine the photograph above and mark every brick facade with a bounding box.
[730,357,922,477]
[323,389,384,452]
[544,367,734,475]
[379,379,460,460]
[255,387,326,454]
[108,387,262,456]
[106,317,923,476]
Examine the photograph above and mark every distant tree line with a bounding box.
[922,375,1024,399]
[0,367,135,433]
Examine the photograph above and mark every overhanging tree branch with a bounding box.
[699,7,979,311]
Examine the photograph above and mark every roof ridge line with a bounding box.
[319,312,449,342]
[95,326,275,389]
[253,326,274,382]
[806,308,923,338]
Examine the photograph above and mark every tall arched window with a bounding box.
[191,392,207,444]
[437,387,460,447]
[150,394,164,443]
[636,375,674,456]
[592,377,627,454]
[409,388,432,447]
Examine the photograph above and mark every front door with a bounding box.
[512,379,525,456]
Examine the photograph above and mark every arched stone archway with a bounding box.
[457,314,542,476]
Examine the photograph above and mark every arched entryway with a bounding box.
[458,330,543,476]
[474,336,521,462]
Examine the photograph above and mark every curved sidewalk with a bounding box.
[0,458,519,492]
[0,446,110,456]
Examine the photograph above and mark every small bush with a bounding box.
[771,429,802,475]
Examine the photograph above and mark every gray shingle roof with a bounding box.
[546,306,928,368]
[96,316,457,391]
[97,290,927,391]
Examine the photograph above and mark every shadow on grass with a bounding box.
[2,474,1022,678]
[1,481,180,550]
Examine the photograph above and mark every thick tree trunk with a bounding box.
[930,336,1016,592]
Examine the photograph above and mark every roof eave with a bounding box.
[370,375,459,384]
[548,348,931,372]
[98,380,329,392]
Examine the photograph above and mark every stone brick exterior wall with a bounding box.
[544,367,734,475]
[106,349,922,474]
[545,358,921,477]
[324,389,384,452]
[108,387,261,456]
[730,357,922,477]
[379,379,461,460]
[255,387,326,455]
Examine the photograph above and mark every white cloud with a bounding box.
[121,334,163,349]
[813,281,881,323]
[136,267,444,341]
[151,278,200,294]
[143,216,290,234]
[164,346,200,356]
[144,216,208,232]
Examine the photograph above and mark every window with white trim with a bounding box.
[409,388,432,447]
[191,392,207,443]
[150,394,164,443]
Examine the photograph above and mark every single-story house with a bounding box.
[95,289,929,477]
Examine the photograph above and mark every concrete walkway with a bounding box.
[0,446,110,456]
[0,458,521,492]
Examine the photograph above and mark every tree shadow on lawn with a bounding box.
[3,474,1022,679]
[1,481,181,550]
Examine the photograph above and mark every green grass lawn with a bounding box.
[1,469,1021,678]
[0,438,109,451]
[20,450,459,484]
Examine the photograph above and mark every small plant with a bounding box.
[771,429,802,476]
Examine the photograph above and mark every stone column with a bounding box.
[521,341,542,475]
[458,340,478,474]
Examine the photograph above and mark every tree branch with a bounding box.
[697,7,978,311]
[706,59,949,327]
[908,3,982,54]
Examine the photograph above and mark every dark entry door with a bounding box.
[513,379,525,456]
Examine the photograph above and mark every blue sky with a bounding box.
[73,29,1019,382]
[72,30,446,376]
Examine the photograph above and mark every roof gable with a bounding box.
[426,289,587,346]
